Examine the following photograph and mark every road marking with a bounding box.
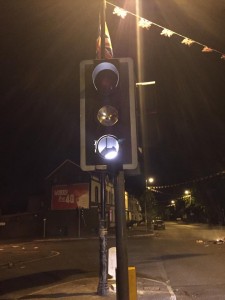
[140,277,177,299]
[0,250,60,269]
[18,250,60,265]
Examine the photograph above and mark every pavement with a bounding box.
[0,226,176,299]
[16,276,175,300]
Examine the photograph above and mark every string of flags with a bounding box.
[148,170,225,190]
[106,1,225,61]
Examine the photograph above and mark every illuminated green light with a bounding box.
[96,135,119,160]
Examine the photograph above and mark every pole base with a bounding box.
[97,281,109,296]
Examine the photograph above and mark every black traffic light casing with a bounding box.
[80,58,137,171]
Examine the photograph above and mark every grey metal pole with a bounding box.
[97,171,109,295]
[115,170,129,300]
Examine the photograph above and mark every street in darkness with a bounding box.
[1,222,225,299]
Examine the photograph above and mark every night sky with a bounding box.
[1,0,225,199]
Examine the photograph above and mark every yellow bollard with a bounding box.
[128,266,137,300]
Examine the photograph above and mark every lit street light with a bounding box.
[184,190,192,206]
[148,177,154,184]
[145,177,154,231]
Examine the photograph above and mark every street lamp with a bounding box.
[147,177,154,186]
[149,177,154,183]
[145,177,154,230]
[171,200,175,207]
[184,190,192,205]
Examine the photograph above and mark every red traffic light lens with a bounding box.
[92,62,119,96]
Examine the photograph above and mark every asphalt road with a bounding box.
[128,222,225,299]
[1,223,225,299]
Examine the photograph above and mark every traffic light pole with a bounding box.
[97,171,109,295]
[114,170,129,300]
[97,0,108,296]
[81,1,135,298]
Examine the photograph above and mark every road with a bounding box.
[1,222,225,299]
[128,222,225,299]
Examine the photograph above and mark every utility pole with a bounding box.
[115,170,129,300]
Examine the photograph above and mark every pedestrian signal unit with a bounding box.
[80,58,137,171]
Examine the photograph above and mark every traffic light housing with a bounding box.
[80,58,137,171]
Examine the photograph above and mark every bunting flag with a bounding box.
[202,46,213,53]
[138,18,152,29]
[113,6,127,19]
[161,29,174,38]
[106,1,225,61]
[181,38,194,46]
[96,17,113,59]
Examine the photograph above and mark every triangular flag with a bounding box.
[181,38,194,46]
[202,46,213,53]
[161,29,174,37]
[113,7,127,19]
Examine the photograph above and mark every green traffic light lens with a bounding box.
[96,135,119,160]
[92,62,119,96]
[97,105,118,126]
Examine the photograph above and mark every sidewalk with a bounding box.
[18,276,175,300]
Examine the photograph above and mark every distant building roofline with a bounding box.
[45,159,82,180]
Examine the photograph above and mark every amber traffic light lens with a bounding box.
[97,105,118,126]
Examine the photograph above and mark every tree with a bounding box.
[139,189,158,228]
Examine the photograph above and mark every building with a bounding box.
[44,160,117,237]
[0,160,143,239]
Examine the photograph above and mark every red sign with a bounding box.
[51,183,89,210]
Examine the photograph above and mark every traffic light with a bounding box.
[80,58,137,171]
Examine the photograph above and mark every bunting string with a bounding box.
[106,1,225,60]
[148,170,225,190]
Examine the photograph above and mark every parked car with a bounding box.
[152,219,165,230]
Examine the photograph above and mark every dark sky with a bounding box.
[1,0,225,195]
